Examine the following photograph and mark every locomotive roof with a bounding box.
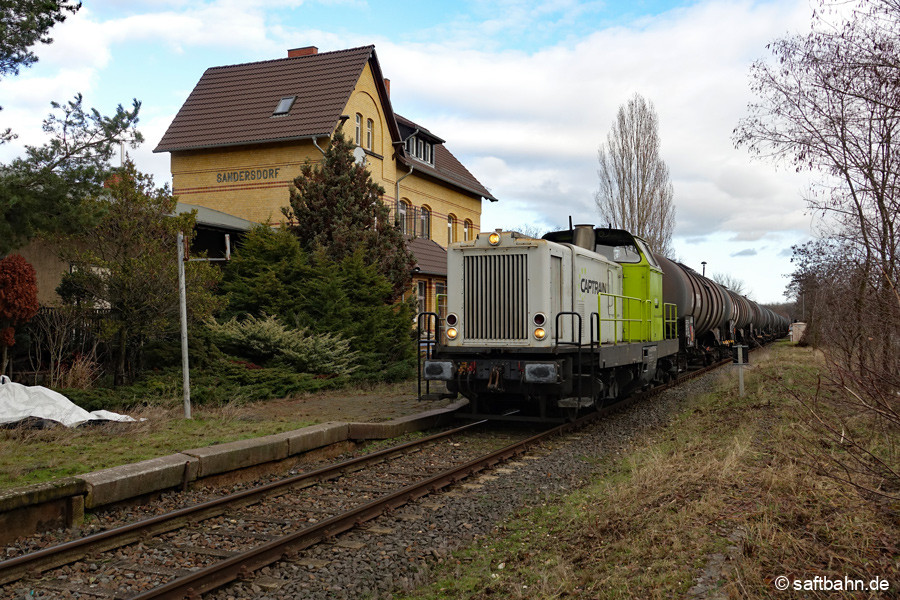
[542,227,636,247]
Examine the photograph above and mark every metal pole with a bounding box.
[177,231,192,419]
[737,345,745,397]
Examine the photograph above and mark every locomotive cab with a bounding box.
[543,227,674,345]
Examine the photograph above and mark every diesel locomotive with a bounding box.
[419,224,789,420]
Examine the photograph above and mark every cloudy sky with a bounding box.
[0,0,820,303]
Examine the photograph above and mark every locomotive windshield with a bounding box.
[594,243,641,263]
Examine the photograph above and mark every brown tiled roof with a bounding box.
[407,237,447,276]
[396,114,497,202]
[154,45,496,204]
[154,46,379,152]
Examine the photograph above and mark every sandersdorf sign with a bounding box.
[216,167,282,184]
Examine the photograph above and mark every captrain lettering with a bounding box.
[580,278,607,294]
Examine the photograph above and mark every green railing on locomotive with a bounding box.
[663,303,678,340]
[597,292,678,343]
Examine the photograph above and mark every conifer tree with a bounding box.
[282,129,414,301]
[220,225,416,380]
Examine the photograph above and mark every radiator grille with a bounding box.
[463,253,528,340]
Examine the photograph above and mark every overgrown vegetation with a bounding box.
[283,128,415,301]
[403,344,898,599]
[736,0,900,506]
[0,253,38,374]
[206,314,357,376]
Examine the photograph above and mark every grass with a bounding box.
[401,342,899,599]
[0,378,421,492]
[0,404,315,491]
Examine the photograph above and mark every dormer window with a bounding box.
[273,96,296,116]
[405,134,434,165]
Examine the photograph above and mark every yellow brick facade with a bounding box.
[169,63,482,248]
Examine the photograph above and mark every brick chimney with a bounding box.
[383,78,391,97]
[288,46,318,58]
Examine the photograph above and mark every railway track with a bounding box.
[0,421,548,599]
[0,358,730,599]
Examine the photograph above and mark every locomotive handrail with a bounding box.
[598,292,652,344]
[554,311,595,412]
[416,311,440,401]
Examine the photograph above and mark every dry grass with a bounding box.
[404,343,900,599]
[0,378,438,491]
[0,401,317,490]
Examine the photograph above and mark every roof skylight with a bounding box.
[273,96,296,116]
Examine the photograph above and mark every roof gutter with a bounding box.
[312,136,328,156]
[395,163,414,226]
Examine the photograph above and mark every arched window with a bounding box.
[463,220,472,241]
[366,118,374,150]
[447,214,457,244]
[420,206,431,239]
[355,113,362,145]
[399,200,410,235]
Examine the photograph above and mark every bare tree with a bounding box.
[735,0,899,370]
[737,0,900,504]
[710,271,749,296]
[508,224,548,239]
[595,93,676,257]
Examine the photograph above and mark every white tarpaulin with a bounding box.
[0,375,136,427]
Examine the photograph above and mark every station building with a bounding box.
[154,45,497,314]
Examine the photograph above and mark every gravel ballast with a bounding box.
[208,370,727,600]
[3,369,727,599]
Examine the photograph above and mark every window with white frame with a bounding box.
[420,206,431,239]
[355,113,362,145]
[399,200,410,235]
[404,134,434,165]
[447,214,456,244]
[417,280,427,315]
[366,118,374,150]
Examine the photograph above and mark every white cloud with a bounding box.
[0,0,820,302]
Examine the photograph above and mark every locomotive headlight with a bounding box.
[446,327,459,340]
[533,327,546,340]
[488,232,501,246]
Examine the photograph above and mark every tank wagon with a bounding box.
[420,225,789,420]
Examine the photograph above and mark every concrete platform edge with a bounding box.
[0,399,465,543]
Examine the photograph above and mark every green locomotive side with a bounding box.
[619,236,666,342]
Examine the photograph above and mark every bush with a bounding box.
[62,358,352,412]
[206,314,357,376]
[220,226,416,380]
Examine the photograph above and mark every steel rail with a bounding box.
[129,422,572,600]
[133,358,732,599]
[0,419,488,587]
[4,358,732,598]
